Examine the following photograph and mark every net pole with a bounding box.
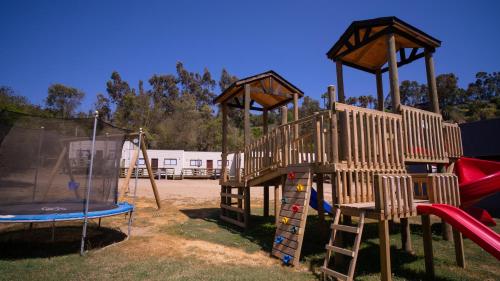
[128,128,142,236]
[32,126,45,201]
[80,111,99,256]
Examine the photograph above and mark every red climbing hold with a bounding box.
[291,204,300,213]
[288,171,296,180]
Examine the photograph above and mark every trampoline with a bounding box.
[0,109,136,254]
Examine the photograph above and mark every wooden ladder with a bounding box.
[220,185,249,229]
[321,209,365,281]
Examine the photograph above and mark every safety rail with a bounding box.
[442,122,463,158]
[243,111,331,180]
[411,173,460,206]
[400,105,447,163]
[335,103,405,171]
[374,174,416,219]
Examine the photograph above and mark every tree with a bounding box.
[45,84,85,118]
[219,68,238,92]
[299,96,321,118]
[399,80,428,107]
[94,93,112,121]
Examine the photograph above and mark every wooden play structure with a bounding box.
[214,17,482,281]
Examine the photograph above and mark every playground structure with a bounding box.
[215,17,499,280]
[0,110,160,255]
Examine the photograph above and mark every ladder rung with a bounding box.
[325,245,355,257]
[320,266,348,281]
[331,224,360,234]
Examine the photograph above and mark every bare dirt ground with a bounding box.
[122,178,333,206]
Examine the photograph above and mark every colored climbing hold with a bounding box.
[296,183,304,192]
[281,217,289,224]
[287,171,296,180]
[290,226,298,234]
[282,254,292,265]
[275,235,284,244]
[291,204,300,213]
[281,197,289,204]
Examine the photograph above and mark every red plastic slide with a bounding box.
[417,204,500,260]
[455,157,500,208]
[455,157,500,225]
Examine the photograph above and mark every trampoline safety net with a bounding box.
[0,110,128,215]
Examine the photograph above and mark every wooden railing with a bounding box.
[443,122,463,158]
[335,103,404,171]
[374,174,415,219]
[412,173,460,206]
[243,111,332,179]
[400,105,447,163]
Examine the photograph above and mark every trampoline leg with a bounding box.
[98,218,102,229]
[127,211,133,237]
[29,223,33,231]
[51,221,55,242]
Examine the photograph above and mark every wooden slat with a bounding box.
[326,245,355,257]
[321,267,349,281]
[331,224,360,234]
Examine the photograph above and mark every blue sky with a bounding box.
[1,1,499,111]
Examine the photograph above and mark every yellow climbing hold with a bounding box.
[296,183,304,192]
[281,217,289,224]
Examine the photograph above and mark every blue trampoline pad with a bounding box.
[0,202,134,223]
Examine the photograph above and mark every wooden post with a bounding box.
[387,33,401,112]
[221,103,228,181]
[425,49,440,114]
[422,214,435,279]
[120,148,139,199]
[387,32,412,253]
[336,61,345,103]
[140,135,162,209]
[379,220,392,281]
[376,69,384,111]
[263,108,269,217]
[328,85,338,163]
[453,229,465,268]
[293,93,299,139]
[244,185,250,228]
[281,105,288,125]
[274,185,280,226]
[316,174,326,236]
[400,218,413,253]
[244,84,251,146]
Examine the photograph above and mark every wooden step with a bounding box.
[220,204,245,213]
[331,224,360,234]
[320,266,348,281]
[325,245,355,257]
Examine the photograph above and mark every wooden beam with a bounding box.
[281,105,288,125]
[400,218,413,253]
[120,148,139,199]
[274,185,280,226]
[336,61,346,102]
[379,220,392,281]
[425,49,440,113]
[293,92,299,139]
[376,70,384,111]
[422,214,435,279]
[140,134,162,209]
[328,86,339,163]
[387,33,401,113]
[244,84,251,146]
[453,229,466,268]
[221,104,228,181]
[263,186,269,217]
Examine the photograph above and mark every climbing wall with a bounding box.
[272,166,312,266]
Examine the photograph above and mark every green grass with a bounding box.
[0,202,498,281]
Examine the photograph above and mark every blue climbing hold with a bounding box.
[281,197,289,204]
[275,235,284,244]
[282,255,292,265]
[290,226,298,234]
[68,181,79,190]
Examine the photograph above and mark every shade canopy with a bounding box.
[213,70,304,111]
[327,17,441,74]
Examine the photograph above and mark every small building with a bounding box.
[120,141,238,179]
